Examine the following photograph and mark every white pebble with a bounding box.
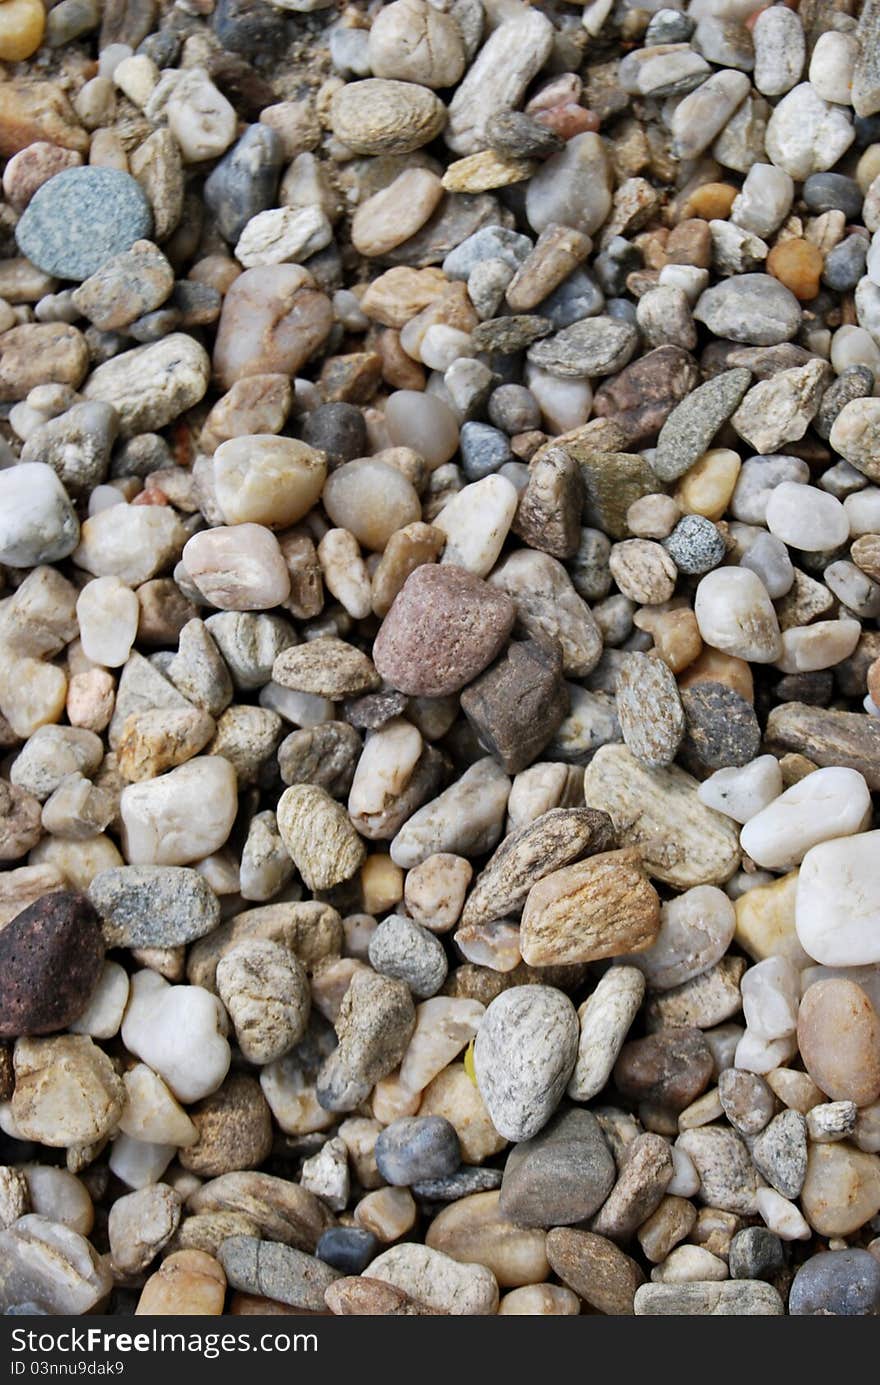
[796,830,880,966]
[121,969,230,1103]
[741,765,871,870]
[435,475,518,577]
[120,756,239,866]
[765,481,849,551]
[756,1186,811,1240]
[740,956,800,1040]
[697,755,782,825]
[76,577,139,668]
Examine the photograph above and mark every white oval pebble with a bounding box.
[740,766,871,869]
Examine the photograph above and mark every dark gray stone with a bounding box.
[316,1227,378,1275]
[204,123,284,244]
[802,173,864,219]
[459,421,512,479]
[219,1236,340,1310]
[374,1116,461,1187]
[728,1226,785,1282]
[412,1166,503,1201]
[499,1108,616,1227]
[789,1249,880,1316]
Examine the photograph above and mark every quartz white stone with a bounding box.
[398,997,485,1094]
[525,366,593,434]
[740,956,800,1040]
[166,68,236,162]
[120,970,231,1103]
[740,766,871,869]
[108,1135,176,1190]
[808,31,858,106]
[730,164,794,239]
[765,481,849,551]
[796,830,880,965]
[756,1186,811,1240]
[0,463,79,568]
[348,717,423,819]
[76,577,139,668]
[694,567,782,662]
[775,619,862,674]
[697,755,783,825]
[434,474,518,578]
[120,756,239,865]
[765,83,855,180]
[118,1062,198,1146]
[69,961,130,1040]
[734,1027,798,1074]
[74,505,187,587]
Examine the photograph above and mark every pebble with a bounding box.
[0,1216,112,1316]
[473,986,578,1142]
[635,1282,783,1316]
[11,1033,125,1146]
[654,369,751,481]
[592,1132,675,1243]
[526,133,612,239]
[375,1116,460,1187]
[0,892,104,1039]
[365,1243,498,1316]
[797,979,880,1107]
[203,124,284,246]
[694,274,801,346]
[500,1109,616,1228]
[16,168,153,282]
[0,464,79,568]
[796,831,880,965]
[317,969,415,1113]
[752,1109,808,1199]
[520,847,659,966]
[220,1236,339,1312]
[694,567,781,664]
[676,1127,757,1215]
[790,1248,880,1316]
[368,914,447,999]
[88,865,219,949]
[446,10,553,157]
[765,83,855,181]
[331,80,446,157]
[546,1228,644,1316]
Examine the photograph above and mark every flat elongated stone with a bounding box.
[445,11,554,156]
[635,1282,783,1315]
[582,745,740,888]
[520,848,660,966]
[654,370,751,482]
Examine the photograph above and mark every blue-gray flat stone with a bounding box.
[16,168,153,282]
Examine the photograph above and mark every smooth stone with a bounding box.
[796,831,880,965]
[474,986,579,1143]
[741,767,871,871]
[694,274,801,346]
[635,1282,783,1315]
[15,167,152,281]
[790,1249,880,1316]
[797,979,880,1107]
[499,1109,615,1228]
[120,757,239,867]
[375,1116,461,1187]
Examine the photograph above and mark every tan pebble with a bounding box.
[734,870,808,967]
[635,608,703,673]
[426,1190,549,1288]
[66,670,115,733]
[797,979,880,1107]
[404,853,472,933]
[419,1063,507,1165]
[767,238,824,301]
[675,449,742,521]
[352,169,443,257]
[360,855,404,915]
[116,708,216,782]
[136,1249,226,1316]
[360,266,449,329]
[371,1069,421,1124]
[520,847,660,966]
[498,1284,580,1315]
[355,1186,417,1242]
[684,183,738,219]
[800,1142,880,1236]
[609,539,677,604]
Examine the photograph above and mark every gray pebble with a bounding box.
[204,124,284,245]
[499,1108,616,1228]
[88,865,221,948]
[802,173,863,219]
[278,722,362,799]
[488,384,540,435]
[635,1281,784,1315]
[730,453,809,524]
[654,369,752,481]
[20,402,118,495]
[474,985,579,1142]
[815,366,874,440]
[718,1069,775,1137]
[205,611,296,691]
[368,914,448,998]
[739,530,794,597]
[16,168,153,282]
[375,1116,461,1187]
[728,1226,785,1282]
[219,1236,340,1311]
[412,1167,503,1201]
[663,515,726,574]
[537,267,605,329]
[681,681,762,772]
[486,110,563,160]
[751,1109,808,1199]
[822,235,868,293]
[442,225,532,281]
[789,1248,880,1316]
[527,315,639,378]
[694,274,801,346]
[459,421,512,479]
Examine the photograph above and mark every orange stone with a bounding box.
[767,238,824,301]
[683,183,738,220]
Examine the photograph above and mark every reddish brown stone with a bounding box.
[373,564,516,698]
[592,346,700,446]
[614,1026,714,1112]
[0,891,104,1038]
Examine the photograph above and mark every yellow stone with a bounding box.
[360,853,404,915]
[441,150,536,194]
[675,448,741,521]
[734,870,810,966]
[0,0,45,62]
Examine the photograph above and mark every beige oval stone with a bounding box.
[213,436,326,529]
[426,1191,548,1288]
[797,979,880,1107]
